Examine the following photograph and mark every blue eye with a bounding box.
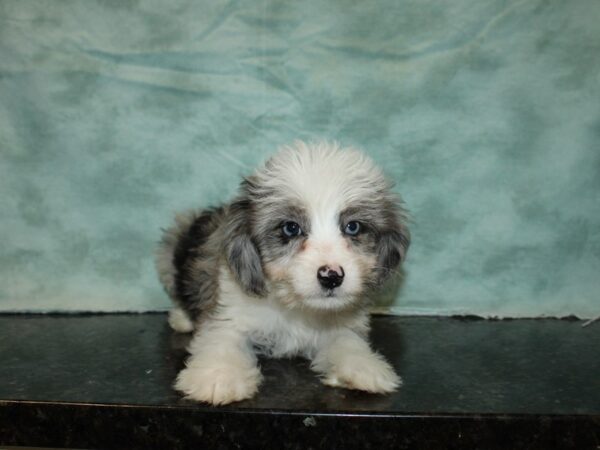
[344,221,361,236]
[282,221,302,237]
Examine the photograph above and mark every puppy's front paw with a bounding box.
[175,364,262,405]
[323,353,401,394]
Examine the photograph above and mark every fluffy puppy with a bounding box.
[156,141,410,405]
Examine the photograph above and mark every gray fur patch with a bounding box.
[223,198,267,297]
[253,204,311,264]
[340,200,410,286]
[226,234,267,296]
[155,208,225,325]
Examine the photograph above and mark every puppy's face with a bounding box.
[226,142,410,312]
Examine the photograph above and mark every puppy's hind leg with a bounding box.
[168,307,194,333]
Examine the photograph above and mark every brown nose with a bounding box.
[317,265,345,289]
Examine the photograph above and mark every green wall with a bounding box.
[1,0,599,316]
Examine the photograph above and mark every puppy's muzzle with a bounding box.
[317,265,345,289]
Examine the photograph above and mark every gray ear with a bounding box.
[224,198,267,297]
[376,221,410,284]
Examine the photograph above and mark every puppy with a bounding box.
[156,141,410,405]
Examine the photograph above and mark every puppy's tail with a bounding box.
[155,209,204,301]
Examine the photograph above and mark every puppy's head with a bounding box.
[225,141,410,311]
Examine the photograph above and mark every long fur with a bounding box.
[156,141,410,405]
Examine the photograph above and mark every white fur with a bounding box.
[252,141,390,210]
[168,308,194,333]
[175,269,400,405]
[255,141,390,311]
[170,142,403,405]
[312,330,401,392]
[175,312,263,405]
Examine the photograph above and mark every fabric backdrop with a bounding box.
[0,0,599,316]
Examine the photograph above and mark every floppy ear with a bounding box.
[224,198,267,297]
[376,219,410,284]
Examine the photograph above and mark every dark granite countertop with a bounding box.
[0,314,598,449]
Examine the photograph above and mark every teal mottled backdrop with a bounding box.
[1,0,599,316]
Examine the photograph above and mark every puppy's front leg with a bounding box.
[311,330,401,394]
[175,326,262,405]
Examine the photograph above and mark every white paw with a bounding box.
[168,308,194,333]
[175,364,262,405]
[322,353,401,394]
